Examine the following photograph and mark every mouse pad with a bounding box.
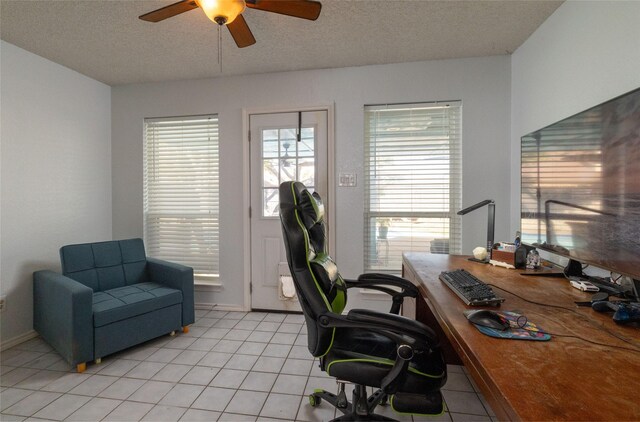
[464,310,551,341]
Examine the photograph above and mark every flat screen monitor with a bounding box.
[521,87,640,280]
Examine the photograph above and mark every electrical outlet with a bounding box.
[0,296,5,313]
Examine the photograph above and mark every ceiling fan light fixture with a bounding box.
[195,0,245,25]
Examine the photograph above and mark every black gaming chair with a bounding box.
[279,181,447,421]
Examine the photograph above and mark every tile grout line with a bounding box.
[2,311,491,421]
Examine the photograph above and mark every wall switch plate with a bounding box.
[339,172,357,187]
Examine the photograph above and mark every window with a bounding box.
[364,102,462,274]
[144,115,219,284]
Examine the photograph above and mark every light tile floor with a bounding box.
[1,310,496,421]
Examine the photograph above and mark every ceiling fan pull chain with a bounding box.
[218,24,223,73]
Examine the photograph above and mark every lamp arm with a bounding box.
[457,199,493,215]
[458,199,495,259]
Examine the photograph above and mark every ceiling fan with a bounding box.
[139,0,322,48]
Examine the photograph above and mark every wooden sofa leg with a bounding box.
[170,330,176,336]
[95,358,102,364]
[182,325,190,334]
[76,363,86,373]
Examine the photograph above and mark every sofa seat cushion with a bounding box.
[93,282,183,327]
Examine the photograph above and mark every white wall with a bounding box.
[112,56,511,309]
[510,1,640,236]
[3,0,637,343]
[0,41,112,345]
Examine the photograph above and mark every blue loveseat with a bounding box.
[33,238,194,372]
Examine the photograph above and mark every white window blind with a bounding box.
[144,115,220,284]
[364,102,462,274]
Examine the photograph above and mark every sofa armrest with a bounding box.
[33,270,93,366]
[147,258,195,326]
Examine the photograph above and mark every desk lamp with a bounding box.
[458,199,495,262]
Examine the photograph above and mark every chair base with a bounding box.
[311,384,396,422]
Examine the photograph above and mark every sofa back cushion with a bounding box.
[60,238,149,292]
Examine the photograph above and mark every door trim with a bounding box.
[242,104,336,311]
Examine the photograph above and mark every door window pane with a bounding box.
[298,158,315,187]
[263,159,279,187]
[263,188,279,217]
[261,126,316,217]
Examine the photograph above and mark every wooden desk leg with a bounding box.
[412,294,463,365]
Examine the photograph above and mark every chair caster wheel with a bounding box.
[309,394,321,407]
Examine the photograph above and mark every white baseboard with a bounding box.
[196,302,247,312]
[0,330,38,351]
[195,303,217,311]
[194,283,223,292]
[213,304,247,312]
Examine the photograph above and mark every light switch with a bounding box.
[339,172,357,187]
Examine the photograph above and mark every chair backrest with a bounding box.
[279,181,347,357]
[60,238,149,292]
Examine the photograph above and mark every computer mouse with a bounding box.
[466,309,510,331]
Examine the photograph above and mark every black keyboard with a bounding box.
[439,269,505,306]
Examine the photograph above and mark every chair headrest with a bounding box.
[299,189,325,229]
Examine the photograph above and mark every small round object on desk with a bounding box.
[473,247,488,260]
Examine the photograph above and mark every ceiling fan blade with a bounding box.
[227,15,257,48]
[139,0,198,22]
[246,0,322,21]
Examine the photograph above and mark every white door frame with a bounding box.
[242,104,336,311]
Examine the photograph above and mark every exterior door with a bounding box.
[250,110,328,311]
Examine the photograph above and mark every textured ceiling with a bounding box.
[1,0,562,86]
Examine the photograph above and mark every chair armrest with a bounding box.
[33,270,93,366]
[356,273,418,294]
[318,309,439,352]
[347,309,438,347]
[345,273,418,314]
[147,258,195,326]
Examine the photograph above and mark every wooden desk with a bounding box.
[402,253,640,421]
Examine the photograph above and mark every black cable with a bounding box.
[488,283,576,312]
[486,283,640,351]
[610,273,623,283]
[471,318,640,354]
[511,314,640,353]
[490,283,637,347]
[523,327,640,354]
